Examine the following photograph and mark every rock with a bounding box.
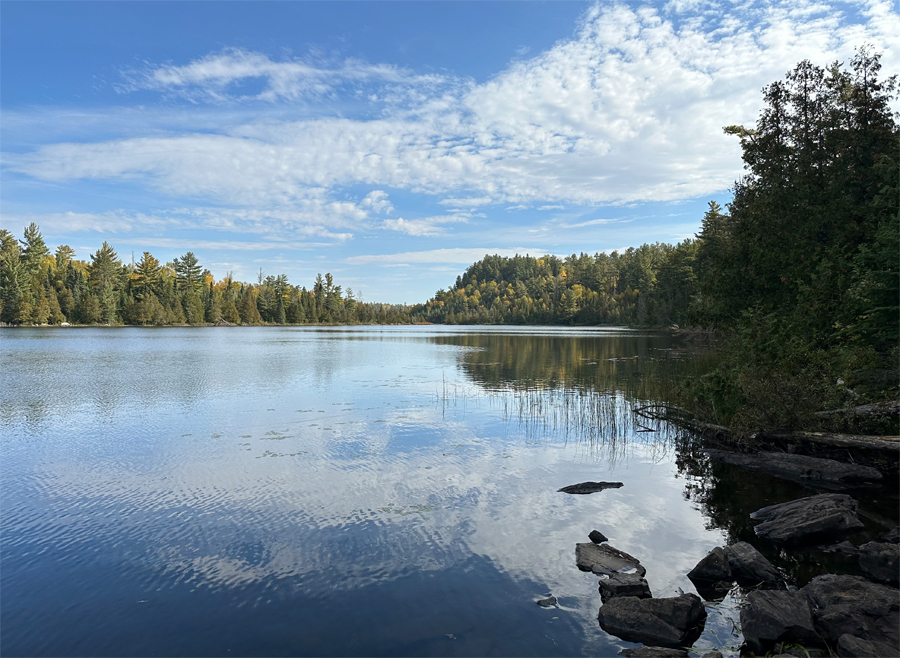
[836,633,900,657]
[688,546,732,583]
[577,543,646,576]
[705,450,882,487]
[820,540,859,556]
[558,481,624,494]
[536,596,557,607]
[739,590,821,655]
[599,573,652,603]
[619,647,690,657]
[802,574,899,646]
[589,529,609,543]
[859,541,900,586]
[751,493,865,545]
[879,527,899,544]
[724,541,782,586]
[687,542,781,591]
[699,652,724,658]
[597,593,707,648]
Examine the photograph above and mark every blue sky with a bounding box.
[2,1,897,303]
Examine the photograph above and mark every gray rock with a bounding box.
[559,481,624,494]
[589,529,609,543]
[699,652,724,658]
[820,540,859,556]
[859,541,900,586]
[879,527,899,544]
[536,596,557,607]
[802,574,899,647]
[577,542,646,577]
[599,573,652,603]
[619,647,690,658]
[836,633,900,657]
[688,546,732,583]
[705,450,882,486]
[724,541,782,586]
[751,493,865,545]
[739,590,821,655]
[597,593,707,648]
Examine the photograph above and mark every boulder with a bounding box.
[820,540,859,556]
[751,494,865,545]
[705,450,882,487]
[687,542,781,591]
[559,481,624,494]
[699,652,724,658]
[879,527,899,544]
[859,541,900,586]
[724,541,782,586]
[836,633,900,657]
[802,574,899,647]
[536,596,557,607]
[589,529,609,543]
[619,648,690,658]
[739,590,821,655]
[687,546,731,583]
[599,573,652,603]
[597,593,707,648]
[577,543,646,577]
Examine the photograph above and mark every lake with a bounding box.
[1,326,894,657]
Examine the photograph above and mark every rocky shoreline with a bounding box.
[549,446,900,657]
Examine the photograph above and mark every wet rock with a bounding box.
[687,547,731,583]
[619,647,690,657]
[801,574,899,647]
[577,543,646,577]
[589,529,609,544]
[820,540,859,556]
[859,541,900,586]
[559,481,624,494]
[536,596,557,607]
[739,590,821,655]
[879,527,899,544]
[751,493,865,545]
[699,652,723,658]
[705,450,882,487]
[724,541,782,586]
[599,573,652,603]
[597,593,707,648]
[836,633,900,657]
[687,542,781,592]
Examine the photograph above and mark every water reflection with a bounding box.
[0,326,789,656]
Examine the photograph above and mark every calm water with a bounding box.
[1,326,893,657]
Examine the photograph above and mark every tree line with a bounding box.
[0,232,413,326]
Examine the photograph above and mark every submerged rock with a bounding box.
[859,541,900,586]
[536,596,558,607]
[739,590,821,655]
[597,593,707,648]
[558,481,624,494]
[599,573,652,603]
[751,493,865,545]
[801,574,899,647]
[589,529,609,544]
[577,543,646,577]
[705,450,882,487]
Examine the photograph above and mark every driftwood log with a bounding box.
[633,405,900,453]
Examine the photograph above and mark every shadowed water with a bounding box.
[1,326,894,657]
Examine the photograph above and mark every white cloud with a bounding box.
[6,0,899,225]
[346,247,547,266]
[382,213,470,237]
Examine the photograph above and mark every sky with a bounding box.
[1,1,898,303]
